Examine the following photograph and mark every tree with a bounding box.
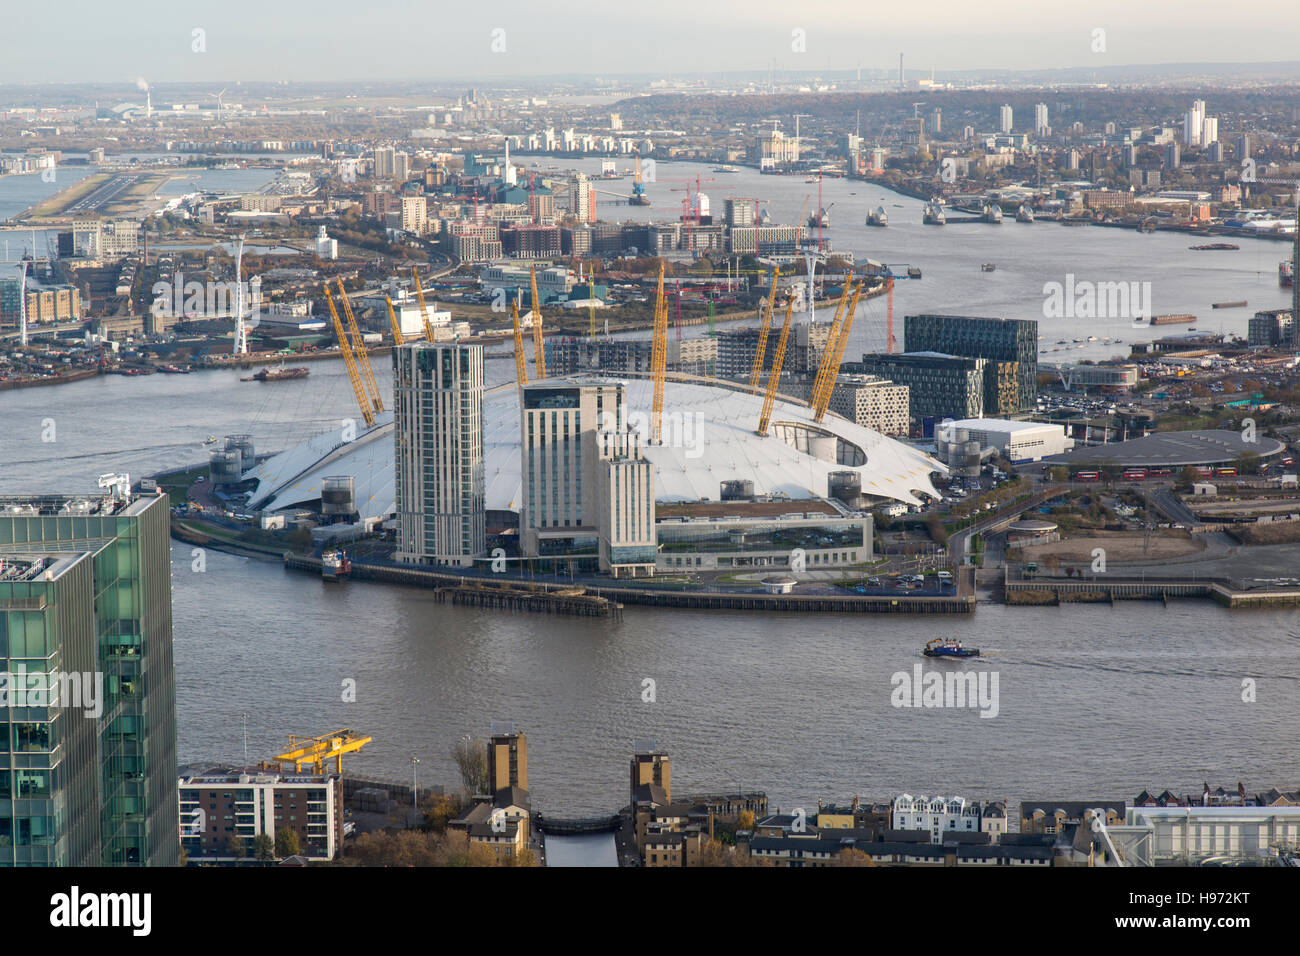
[737,809,755,831]
[225,835,245,859]
[1049,466,1069,483]
[275,828,300,859]
[1179,465,1200,486]
[253,833,274,862]
[452,736,490,795]
[833,847,877,867]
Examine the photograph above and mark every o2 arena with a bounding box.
[242,375,946,521]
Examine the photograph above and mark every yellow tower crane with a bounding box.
[385,295,404,346]
[323,285,375,429]
[757,294,796,437]
[274,729,373,775]
[808,280,854,411]
[411,267,438,342]
[747,267,779,392]
[529,265,547,379]
[650,261,669,444]
[336,278,384,414]
[510,295,529,403]
[813,281,864,423]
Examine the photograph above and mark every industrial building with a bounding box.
[937,418,1074,466]
[0,488,179,866]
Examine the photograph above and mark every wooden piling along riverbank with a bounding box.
[284,555,622,618]
[283,554,976,615]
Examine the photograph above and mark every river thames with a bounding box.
[2,169,1297,815]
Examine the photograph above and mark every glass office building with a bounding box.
[0,492,179,866]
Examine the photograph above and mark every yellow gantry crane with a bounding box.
[808,280,854,411]
[336,278,384,415]
[274,729,372,775]
[747,267,779,392]
[529,265,547,379]
[411,266,438,342]
[385,295,404,346]
[323,285,376,429]
[812,280,864,423]
[650,261,669,444]
[510,294,529,404]
[757,294,796,437]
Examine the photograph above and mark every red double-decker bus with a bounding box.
[1074,470,1101,482]
[1214,467,1237,477]
[1122,468,1148,481]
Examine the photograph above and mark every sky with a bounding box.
[1,0,1298,85]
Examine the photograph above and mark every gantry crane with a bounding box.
[757,294,796,436]
[807,281,854,409]
[323,285,376,429]
[529,266,547,378]
[650,261,669,444]
[510,294,528,404]
[385,295,404,346]
[813,281,864,423]
[747,267,779,392]
[274,729,372,775]
[336,278,384,414]
[411,267,438,342]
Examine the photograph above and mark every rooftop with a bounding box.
[1042,429,1285,467]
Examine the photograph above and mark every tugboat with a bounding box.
[981,263,996,272]
[924,638,980,658]
[866,206,889,227]
[322,549,352,582]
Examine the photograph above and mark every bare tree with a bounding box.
[452,735,490,795]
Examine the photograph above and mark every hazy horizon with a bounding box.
[2,0,1298,86]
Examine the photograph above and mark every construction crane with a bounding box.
[323,285,376,429]
[529,265,547,379]
[411,266,438,342]
[630,154,651,206]
[747,267,779,391]
[274,729,372,775]
[650,261,669,444]
[336,278,384,414]
[510,294,528,404]
[807,281,854,409]
[757,294,796,436]
[813,281,864,422]
[385,295,404,346]
[870,263,922,354]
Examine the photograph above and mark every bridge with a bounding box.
[532,812,622,836]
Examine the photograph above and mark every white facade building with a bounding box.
[937,418,1074,464]
[893,794,985,843]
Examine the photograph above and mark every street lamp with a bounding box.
[411,756,420,809]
